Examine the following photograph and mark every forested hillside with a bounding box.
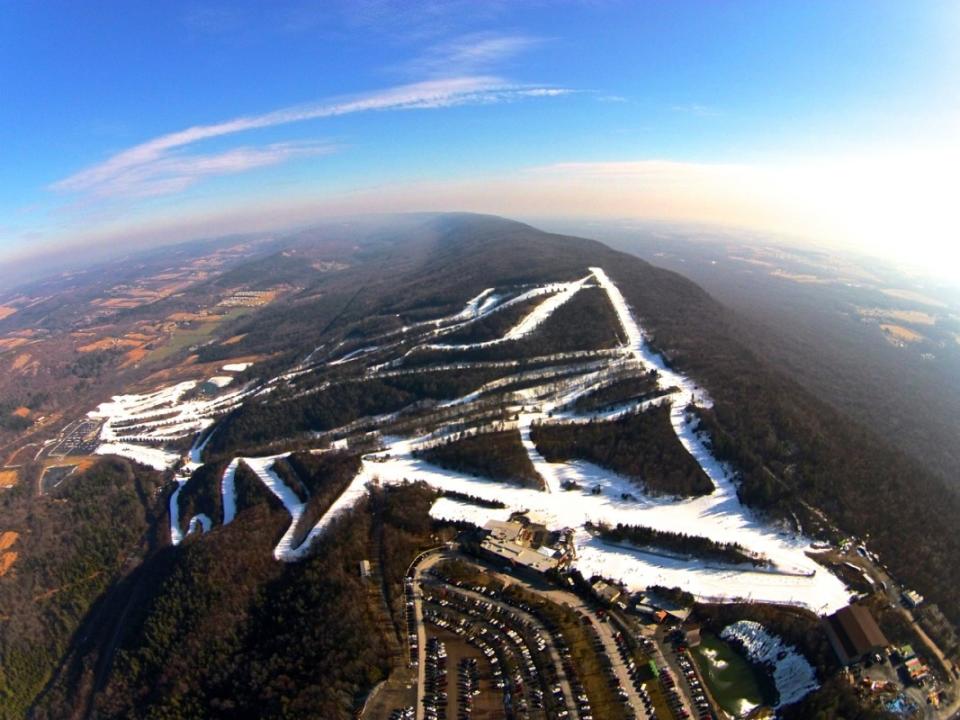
[4,213,959,717]
[0,459,164,719]
[58,481,441,720]
[206,213,960,627]
[532,405,714,497]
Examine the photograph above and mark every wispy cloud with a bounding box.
[398,32,546,77]
[85,141,336,199]
[53,76,569,201]
[671,103,719,117]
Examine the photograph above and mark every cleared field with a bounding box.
[0,551,17,577]
[0,306,17,321]
[857,307,936,326]
[0,531,19,551]
[0,338,29,351]
[770,269,826,284]
[0,469,19,488]
[881,288,948,309]
[149,307,250,363]
[10,353,32,371]
[881,324,925,344]
[121,347,149,367]
[78,337,141,352]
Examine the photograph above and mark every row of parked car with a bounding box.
[670,647,714,720]
[405,576,419,667]
[614,628,687,720]
[457,657,480,719]
[423,585,560,720]
[424,608,526,719]
[423,637,449,720]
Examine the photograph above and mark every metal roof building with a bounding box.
[824,604,889,665]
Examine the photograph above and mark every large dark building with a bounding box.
[824,604,889,665]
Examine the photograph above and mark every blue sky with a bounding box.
[1,1,958,278]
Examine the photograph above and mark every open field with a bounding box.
[770,269,827,284]
[147,306,251,363]
[881,288,949,309]
[0,307,17,321]
[0,531,19,551]
[857,307,937,326]
[0,551,17,577]
[0,469,18,488]
[0,337,29,351]
[0,532,19,578]
[881,324,925,344]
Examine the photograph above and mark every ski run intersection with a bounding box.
[87,267,850,614]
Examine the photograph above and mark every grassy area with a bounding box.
[148,307,250,364]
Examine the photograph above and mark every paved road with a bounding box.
[410,549,442,720]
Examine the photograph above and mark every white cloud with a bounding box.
[81,141,336,199]
[398,32,546,77]
[671,103,719,117]
[52,76,569,200]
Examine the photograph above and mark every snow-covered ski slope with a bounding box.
[89,267,850,612]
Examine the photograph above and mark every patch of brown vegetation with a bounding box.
[43,457,95,473]
[0,306,17,320]
[881,288,948,309]
[222,333,247,345]
[0,551,17,577]
[121,347,149,367]
[166,312,209,322]
[0,531,19,551]
[770,269,827,284]
[78,337,139,352]
[97,298,143,309]
[10,353,31,371]
[858,307,936,326]
[0,337,29,351]
[881,324,925,344]
[12,406,30,418]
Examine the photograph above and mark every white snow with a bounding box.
[93,265,852,615]
[222,362,252,372]
[720,620,820,708]
[95,442,180,470]
[206,375,235,388]
[424,275,591,351]
[88,377,254,448]
[221,458,239,525]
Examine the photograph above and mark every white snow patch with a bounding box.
[95,442,179,471]
[222,362,252,372]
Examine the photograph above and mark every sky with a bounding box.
[1,0,958,283]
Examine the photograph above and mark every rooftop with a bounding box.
[825,604,889,664]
